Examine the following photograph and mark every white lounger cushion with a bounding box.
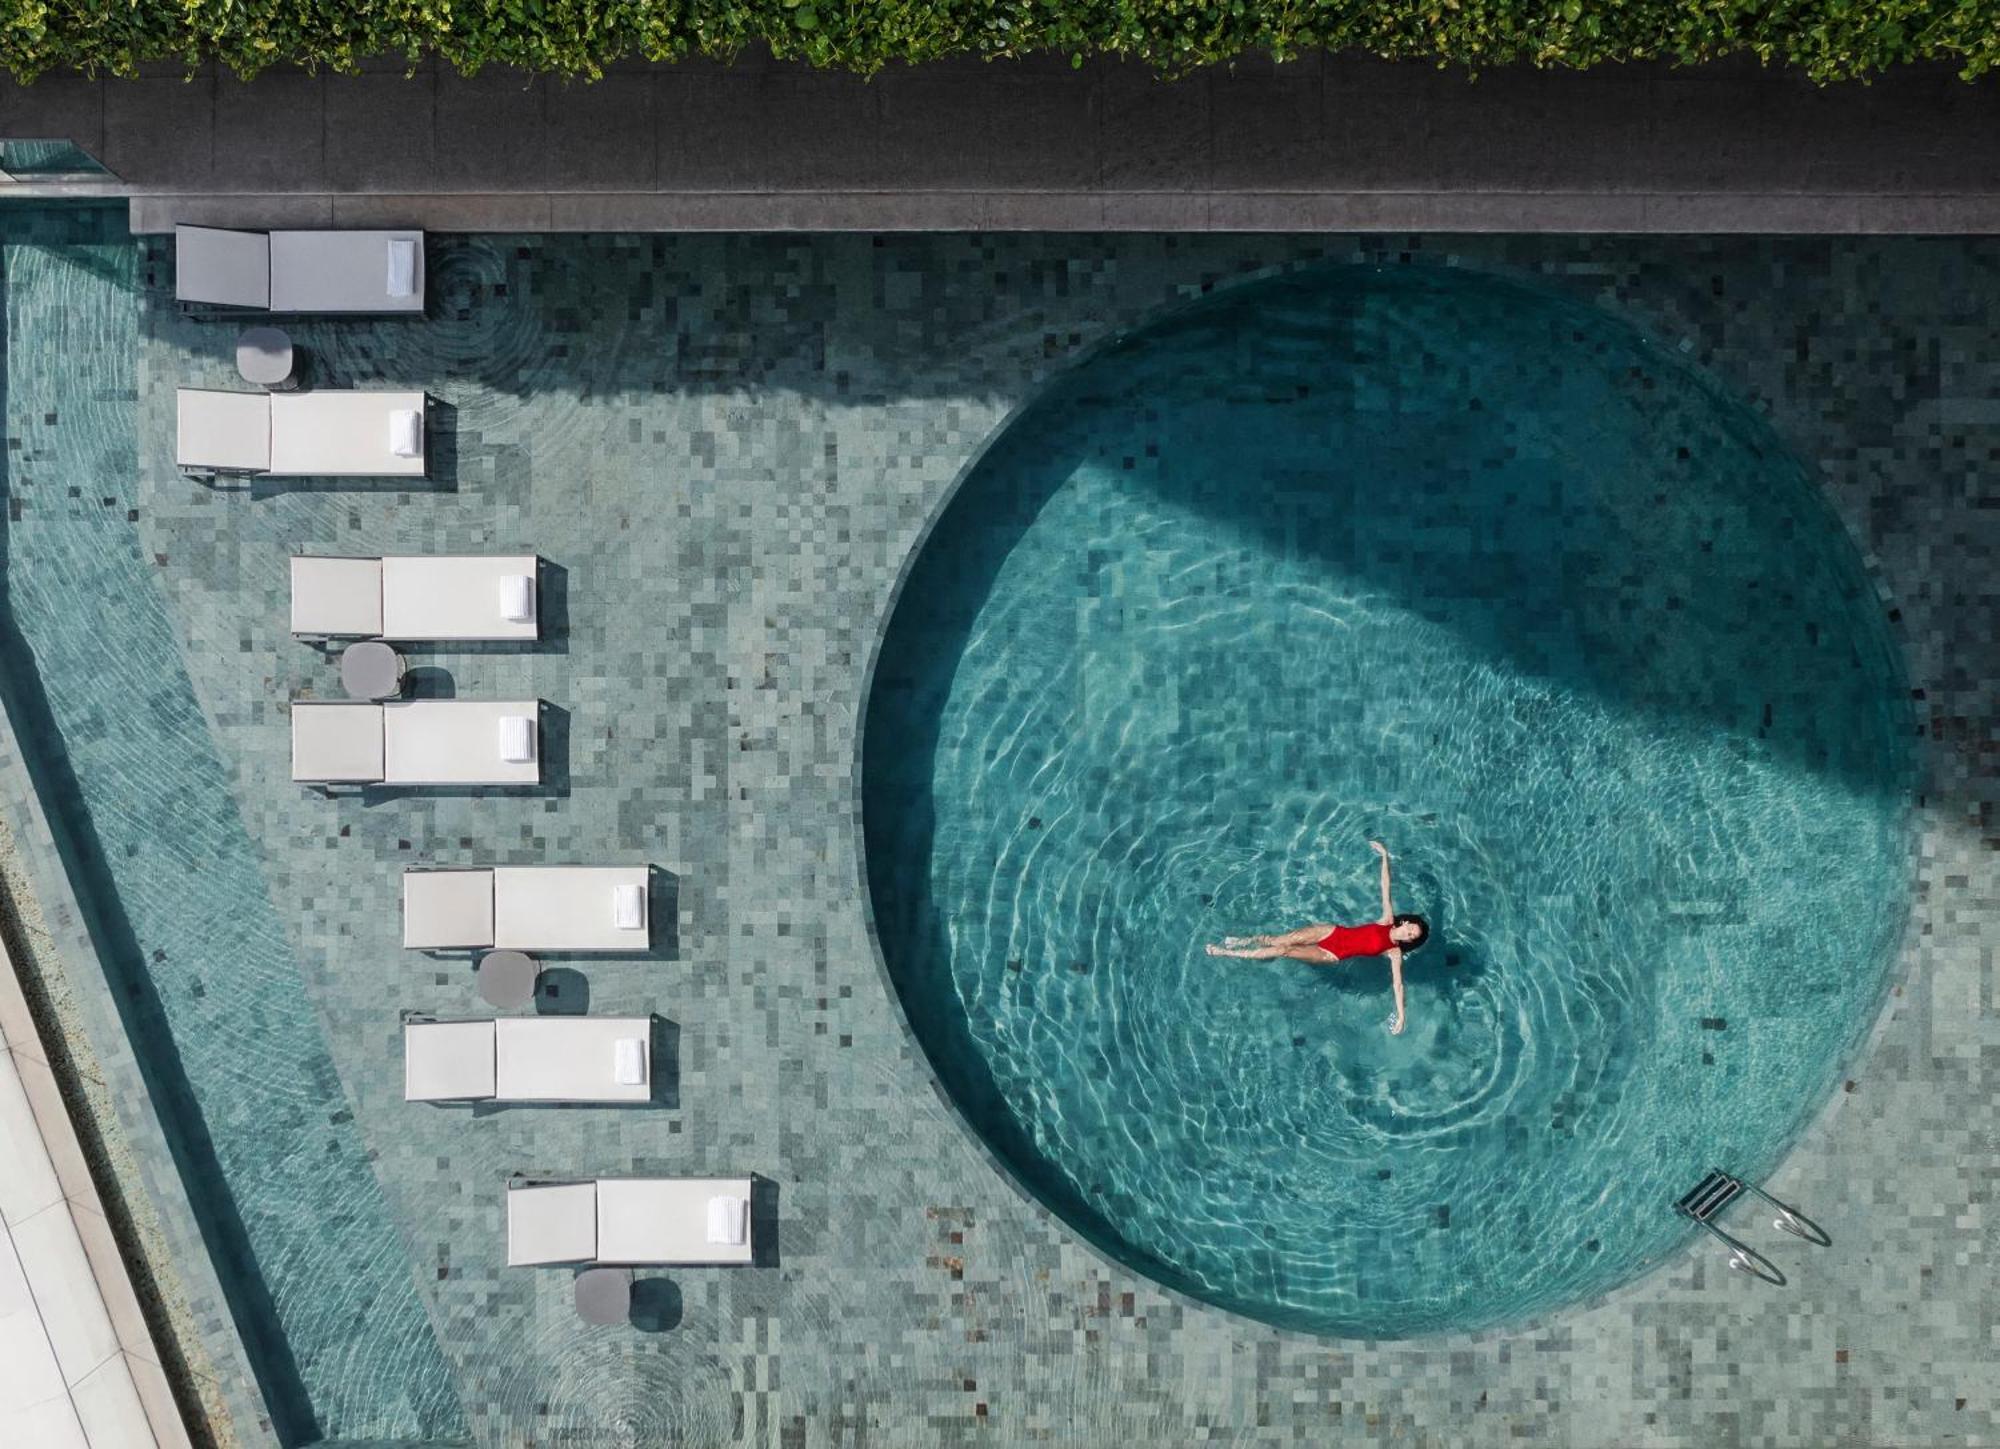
[492,867,651,951]
[270,392,427,476]
[268,230,425,313]
[177,388,271,472]
[175,226,272,308]
[404,1018,649,1103]
[293,701,540,784]
[494,1017,649,1102]
[507,1183,598,1266]
[382,700,540,784]
[289,556,385,636]
[507,1177,755,1267]
[402,866,651,951]
[612,882,645,931]
[179,389,427,476]
[178,228,425,312]
[403,1021,496,1101]
[381,555,539,641]
[403,869,495,949]
[598,1178,756,1266]
[290,703,384,783]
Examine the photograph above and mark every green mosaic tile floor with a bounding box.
[1,216,1994,1446]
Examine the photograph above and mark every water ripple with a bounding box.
[863,264,1915,1338]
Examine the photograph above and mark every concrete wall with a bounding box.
[2,51,1999,232]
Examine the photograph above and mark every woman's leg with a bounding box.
[1207,943,1340,963]
[1224,924,1334,949]
[1272,924,1337,947]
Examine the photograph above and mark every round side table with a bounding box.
[573,1267,633,1326]
[477,950,539,1010]
[339,641,404,701]
[236,326,298,391]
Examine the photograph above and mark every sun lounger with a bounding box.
[402,867,650,951]
[178,388,427,478]
[176,225,425,313]
[291,700,541,785]
[403,1017,652,1103]
[290,555,541,641]
[507,1177,755,1266]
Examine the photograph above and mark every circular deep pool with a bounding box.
[861,265,1915,1338]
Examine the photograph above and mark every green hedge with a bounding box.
[1,0,1994,84]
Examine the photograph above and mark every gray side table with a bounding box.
[574,1267,632,1325]
[236,326,298,391]
[339,641,403,701]
[477,950,539,1010]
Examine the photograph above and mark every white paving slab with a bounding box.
[0,940,181,1449]
[12,1200,123,1387]
[71,1354,155,1447]
[0,1216,68,1417]
[10,1391,91,1449]
[0,1048,65,1225]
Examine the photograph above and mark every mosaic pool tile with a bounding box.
[0,220,1995,1446]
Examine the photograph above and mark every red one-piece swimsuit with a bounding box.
[1317,922,1394,959]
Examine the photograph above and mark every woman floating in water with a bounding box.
[1206,840,1431,1035]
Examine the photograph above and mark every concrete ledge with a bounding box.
[7,52,1999,234]
[125,189,2000,234]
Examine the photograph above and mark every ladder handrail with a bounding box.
[1733,1179,1833,1247]
[1691,1218,1787,1286]
[1673,1166,1830,1284]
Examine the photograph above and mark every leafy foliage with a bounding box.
[0,0,1992,83]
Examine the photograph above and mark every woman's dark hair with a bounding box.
[1392,913,1431,951]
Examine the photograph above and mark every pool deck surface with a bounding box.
[0,228,1996,1446]
[2,53,2000,232]
[0,923,187,1448]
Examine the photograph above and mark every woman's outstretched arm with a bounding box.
[1388,948,1407,1034]
[1370,839,1394,923]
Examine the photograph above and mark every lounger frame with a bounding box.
[402,1015,654,1104]
[505,1176,756,1266]
[402,866,652,952]
[177,388,428,479]
[176,225,426,315]
[291,699,543,787]
[290,554,542,642]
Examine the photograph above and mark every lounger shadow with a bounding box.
[533,967,589,1016]
[628,1278,683,1332]
[750,1175,780,1269]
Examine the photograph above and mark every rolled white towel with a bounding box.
[388,408,423,458]
[612,882,645,931]
[497,714,536,764]
[705,1195,748,1246]
[386,238,419,298]
[498,573,535,623]
[613,1037,647,1086]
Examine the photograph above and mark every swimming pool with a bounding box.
[861,264,1918,1337]
[0,208,463,1441]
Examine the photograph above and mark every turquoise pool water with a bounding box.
[0,209,462,1441]
[862,265,1917,1337]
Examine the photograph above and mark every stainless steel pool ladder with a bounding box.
[1673,1168,1830,1286]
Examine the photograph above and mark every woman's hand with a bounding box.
[1369,839,1389,859]
[1388,1013,1406,1036]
